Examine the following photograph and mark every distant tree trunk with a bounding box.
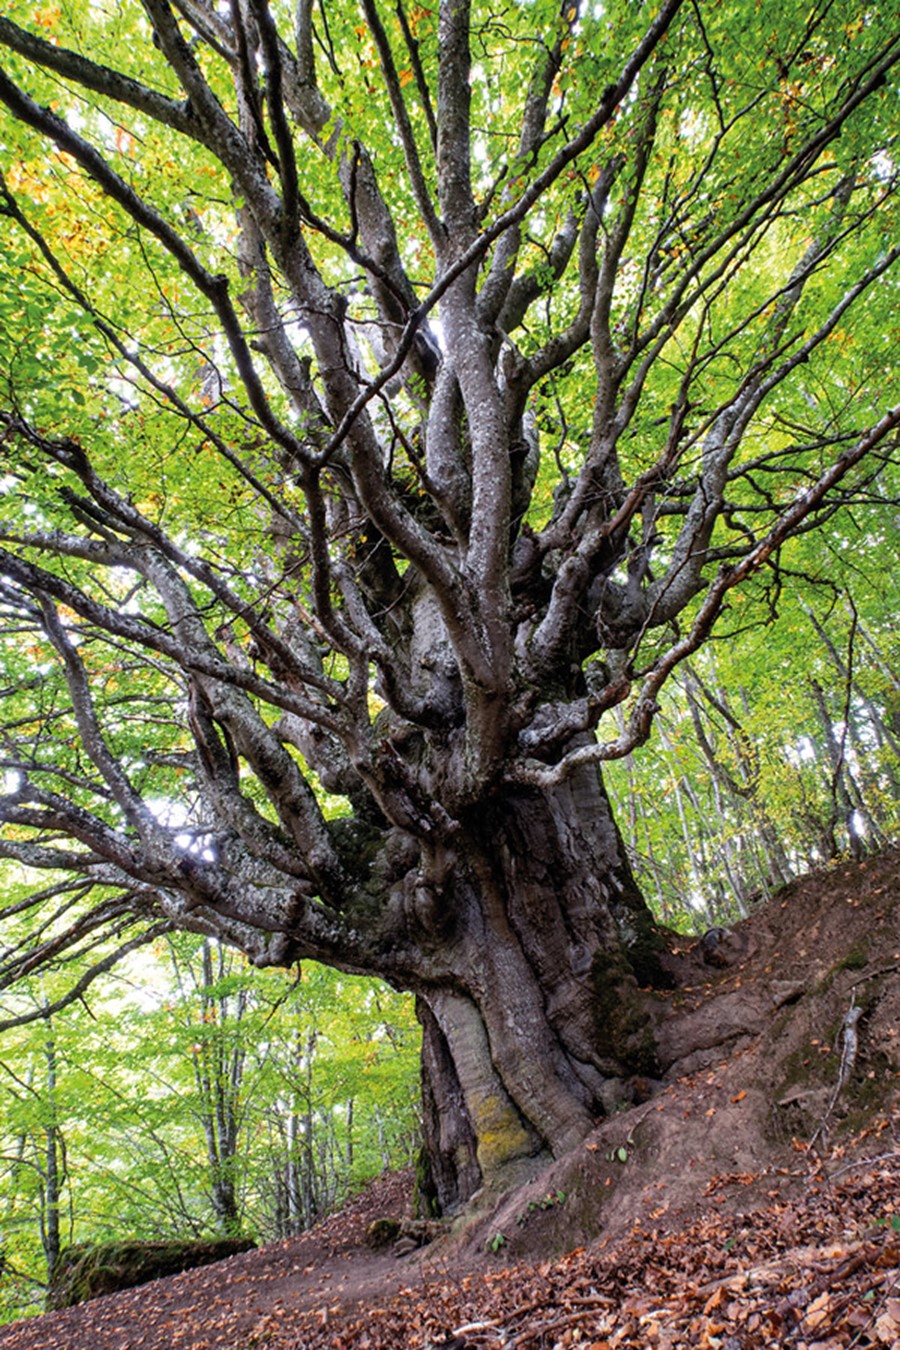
[635,800,671,921]
[683,670,795,896]
[802,605,899,833]
[805,605,900,763]
[283,1104,303,1235]
[192,941,244,1235]
[707,774,748,919]
[345,1098,354,1172]
[40,1025,63,1281]
[610,711,669,920]
[854,618,900,708]
[655,723,708,917]
[809,679,865,861]
[300,1107,318,1227]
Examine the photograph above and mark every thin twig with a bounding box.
[809,997,863,1150]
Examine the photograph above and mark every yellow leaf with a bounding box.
[33,5,60,30]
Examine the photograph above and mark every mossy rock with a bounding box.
[365,1216,444,1251]
[48,1236,256,1310]
[365,1217,402,1248]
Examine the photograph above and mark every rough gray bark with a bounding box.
[407,768,661,1207]
[0,0,898,1208]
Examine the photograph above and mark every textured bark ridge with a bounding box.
[403,768,663,1212]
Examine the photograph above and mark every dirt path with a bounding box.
[4,1156,899,1350]
[0,1173,424,1350]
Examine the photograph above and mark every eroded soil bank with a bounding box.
[459,843,900,1265]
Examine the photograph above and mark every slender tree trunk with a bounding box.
[610,712,670,920]
[707,774,748,918]
[805,604,900,763]
[636,796,670,921]
[656,723,709,919]
[809,679,864,860]
[40,1031,62,1282]
[301,1107,317,1227]
[191,940,244,1235]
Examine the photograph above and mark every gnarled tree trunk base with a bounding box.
[442,847,900,1253]
[408,766,668,1214]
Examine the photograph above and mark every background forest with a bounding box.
[0,939,421,1322]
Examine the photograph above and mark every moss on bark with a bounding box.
[590,952,659,1078]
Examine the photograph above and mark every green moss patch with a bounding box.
[590,952,660,1077]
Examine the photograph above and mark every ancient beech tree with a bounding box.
[0,0,897,1210]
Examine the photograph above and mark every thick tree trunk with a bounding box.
[411,764,662,1213]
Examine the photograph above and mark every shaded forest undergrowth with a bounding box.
[2,848,898,1349]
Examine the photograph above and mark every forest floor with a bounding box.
[1,848,898,1350]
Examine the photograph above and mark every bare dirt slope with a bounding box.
[0,1172,418,1350]
[1,848,898,1349]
